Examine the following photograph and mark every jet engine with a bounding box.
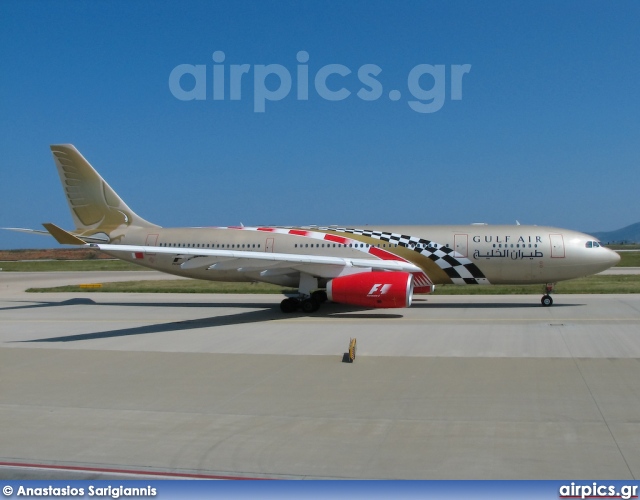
[326,272,414,308]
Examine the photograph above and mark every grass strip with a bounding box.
[0,260,147,272]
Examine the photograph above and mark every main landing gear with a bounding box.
[280,272,329,313]
[280,290,328,313]
[280,272,328,313]
[541,283,555,307]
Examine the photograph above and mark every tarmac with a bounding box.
[1,271,640,479]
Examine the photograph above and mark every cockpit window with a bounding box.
[585,240,601,248]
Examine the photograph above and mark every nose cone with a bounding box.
[590,246,620,275]
[574,238,621,277]
[605,248,621,268]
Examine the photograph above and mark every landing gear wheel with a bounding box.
[280,298,299,313]
[301,298,320,313]
[541,294,553,307]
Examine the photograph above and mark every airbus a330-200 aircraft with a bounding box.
[8,145,621,312]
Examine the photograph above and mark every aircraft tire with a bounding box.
[301,298,320,313]
[280,298,299,313]
[541,295,553,307]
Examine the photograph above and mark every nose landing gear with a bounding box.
[541,283,555,307]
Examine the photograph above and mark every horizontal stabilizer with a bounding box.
[42,223,87,245]
[1,227,50,236]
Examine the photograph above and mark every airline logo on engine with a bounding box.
[367,283,392,297]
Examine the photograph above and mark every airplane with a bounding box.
[5,144,621,312]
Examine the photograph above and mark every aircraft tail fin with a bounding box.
[50,145,159,236]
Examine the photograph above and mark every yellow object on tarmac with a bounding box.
[348,338,357,363]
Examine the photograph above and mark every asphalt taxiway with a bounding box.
[1,272,639,479]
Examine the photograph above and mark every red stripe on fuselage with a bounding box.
[324,234,348,244]
[218,226,426,277]
[368,245,403,261]
[289,229,309,236]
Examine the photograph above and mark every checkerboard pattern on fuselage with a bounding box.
[318,226,490,285]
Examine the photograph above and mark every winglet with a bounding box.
[42,223,87,246]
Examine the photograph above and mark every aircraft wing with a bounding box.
[93,243,422,278]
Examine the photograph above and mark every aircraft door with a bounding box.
[265,237,274,253]
[550,234,565,258]
[145,234,158,255]
[454,234,468,258]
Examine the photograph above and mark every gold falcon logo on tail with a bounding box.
[50,145,159,242]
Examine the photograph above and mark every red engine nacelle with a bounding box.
[326,272,414,309]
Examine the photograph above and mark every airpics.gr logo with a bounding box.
[169,51,471,113]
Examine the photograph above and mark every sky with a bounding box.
[1,0,639,249]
